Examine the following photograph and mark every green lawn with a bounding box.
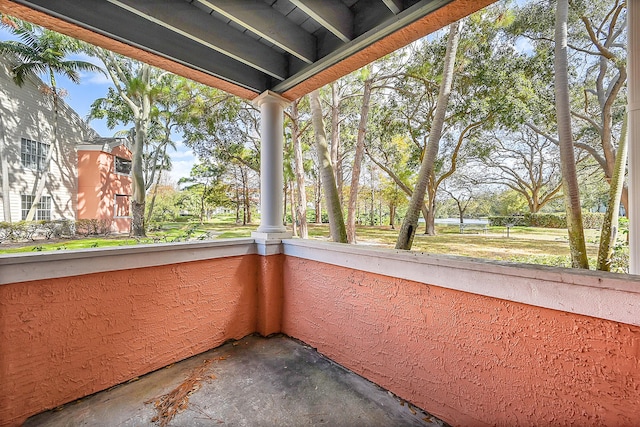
[0,217,627,272]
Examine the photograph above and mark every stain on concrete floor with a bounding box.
[25,334,447,427]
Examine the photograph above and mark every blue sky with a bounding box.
[0,28,196,184]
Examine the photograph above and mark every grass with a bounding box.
[0,216,625,271]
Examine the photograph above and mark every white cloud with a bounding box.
[170,140,194,161]
[172,149,194,161]
[169,158,195,183]
[81,71,112,85]
[514,37,534,56]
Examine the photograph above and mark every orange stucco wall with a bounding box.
[77,147,132,233]
[3,249,640,426]
[282,257,640,427]
[0,255,261,426]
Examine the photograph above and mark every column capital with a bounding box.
[252,90,292,108]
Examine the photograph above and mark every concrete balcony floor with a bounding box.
[24,335,446,427]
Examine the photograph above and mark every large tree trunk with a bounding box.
[396,21,461,250]
[131,115,148,236]
[315,171,322,224]
[330,82,343,205]
[347,74,372,243]
[389,203,396,229]
[309,90,347,242]
[291,100,308,238]
[597,116,627,271]
[555,0,588,268]
[146,169,162,223]
[129,65,153,237]
[425,196,436,235]
[289,179,297,237]
[243,170,251,224]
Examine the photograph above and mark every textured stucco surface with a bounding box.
[281,257,640,427]
[256,254,285,336]
[0,255,260,426]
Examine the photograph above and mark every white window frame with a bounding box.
[21,138,49,171]
[21,194,52,221]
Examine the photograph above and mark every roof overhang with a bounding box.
[0,0,495,101]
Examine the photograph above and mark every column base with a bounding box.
[252,230,293,241]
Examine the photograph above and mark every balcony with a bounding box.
[2,238,639,426]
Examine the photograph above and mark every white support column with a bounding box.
[251,90,292,240]
[629,0,640,273]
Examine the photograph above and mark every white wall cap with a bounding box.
[282,239,640,327]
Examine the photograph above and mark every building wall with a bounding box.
[77,145,132,233]
[0,57,95,222]
[282,256,640,426]
[1,239,639,426]
[0,254,260,426]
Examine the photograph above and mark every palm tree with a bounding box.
[554,0,589,268]
[0,20,101,220]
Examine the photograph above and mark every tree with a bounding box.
[396,21,462,250]
[380,177,406,229]
[554,0,589,268]
[88,50,163,236]
[597,116,627,271]
[476,128,564,213]
[512,0,627,214]
[181,93,258,173]
[178,161,227,224]
[286,98,311,238]
[309,90,347,242]
[346,66,373,243]
[442,177,476,225]
[0,20,100,221]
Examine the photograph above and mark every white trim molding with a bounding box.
[282,239,640,327]
[0,238,256,285]
[4,237,640,327]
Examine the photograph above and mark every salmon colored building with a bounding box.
[76,138,132,234]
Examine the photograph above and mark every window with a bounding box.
[114,194,130,218]
[21,138,49,170]
[21,195,51,221]
[114,156,132,175]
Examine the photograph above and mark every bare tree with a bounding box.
[477,128,564,213]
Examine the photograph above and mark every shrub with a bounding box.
[487,215,528,227]
[9,221,39,241]
[0,222,11,242]
[582,212,605,229]
[489,212,604,229]
[525,213,566,228]
[609,244,629,274]
[75,219,112,236]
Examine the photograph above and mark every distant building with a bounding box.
[0,55,132,232]
[77,138,132,233]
